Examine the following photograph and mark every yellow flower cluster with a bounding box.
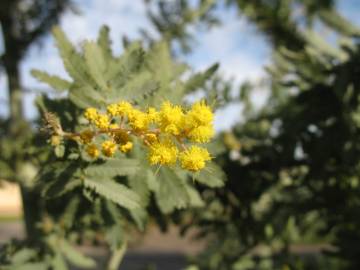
[180,146,211,172]
[148,140,178,165]
[80,100,215,172]
[86,144,100,158]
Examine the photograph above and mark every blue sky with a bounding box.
[0,0,359,130]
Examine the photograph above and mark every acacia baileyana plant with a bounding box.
[50,99,214,172]
[0,25,225,270]
[33,25,226,215]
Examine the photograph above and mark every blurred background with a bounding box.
[1,0,360,269]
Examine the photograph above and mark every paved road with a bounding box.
[0,221,195,270]
[0,221,332,269]
[77,253,187,270]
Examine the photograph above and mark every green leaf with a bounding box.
[104,201,125,249]
[52,27,91,85]
[54,144,65,158]
[145,169,159,192]
[105,224,125,251]
[84,177,141,210]
[43,178,81,198]
[128,165,151,207]
[185,63,219,93]
[128,207,148,231]
[185,185,205,208]
[84,158,140,178]
[60,239,96,268]
[40,163,81,198]
[319,9,360,37]
[12,263,48,270]
[104,200,122,222]
[113,71,158,103]
[144,41,188,104]
[206,140,227,156]
[10,248,37,265]
[51,253,68,270]
[194,162,226,188]
[69,84,106,108]
[147,41,177,83]
[303,30,347,60]
[61,196,80,229]
[31,69,71,92]
[105,42,144,83]
[155,167,189,214]
[83,41,108,90]
[97,25,113,60]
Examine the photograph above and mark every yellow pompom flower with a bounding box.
[107,104,119,117]
[144,133,158,144]
[113,130,130,145]
[147,107,159,123]
[179,146,211,172]
[80,129,94,144]
[128,109,150,131]
[84,108,98,122]
[50,135,61,146]
[117,101,133,116]
[102,140,117,157]
[119,141,133,153]
[94,114,110,130]
[148,140,178,165]
[187,100,214,127]
[187,125,214,143]
[86,144,100,159]
[157,101,184,135]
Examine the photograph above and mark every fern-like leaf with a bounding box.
[84,177,141,210]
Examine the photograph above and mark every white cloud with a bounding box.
[188,16,267,80]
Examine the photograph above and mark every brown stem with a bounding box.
[63,127,161,141]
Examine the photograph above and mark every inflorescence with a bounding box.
[51,100,215,172]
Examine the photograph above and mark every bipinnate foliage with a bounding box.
[0,25,225,269]
[33,25,225,211]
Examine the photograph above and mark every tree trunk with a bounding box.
[2,18,43,240]
[5,61,23,126]
[4,60,43,242]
